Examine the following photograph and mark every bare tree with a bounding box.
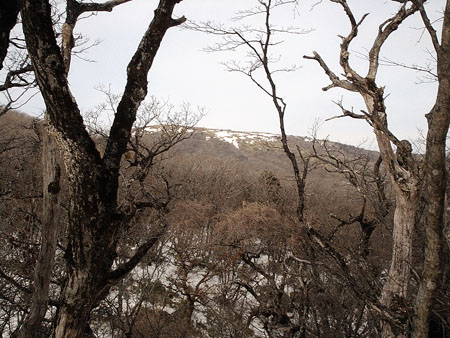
[304,0,449,336]
[188,0,312,223]
[17,0,188,337]
[304,3,420,335]
[191,1,401,335]
[17,2,135,337]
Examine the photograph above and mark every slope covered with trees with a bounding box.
[0,112,448,337]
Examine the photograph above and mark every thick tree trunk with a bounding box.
[381,193,416,301]
[53,155,110,338]
[380,191,418,337]
[413,95,449,338]
[54,264,112,338]
[413,2,450,336]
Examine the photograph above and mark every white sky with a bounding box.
[13,0,444,148]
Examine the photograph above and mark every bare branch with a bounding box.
[0,64,33,91]
[106,224,167,283]
[303,51,357,92]
[412,0,441,52]
[61,0,134,71]
[102,0,186,197]
[325,100,370,123]
[378,55,437,82]
[328,0,369,82]
[367,2,419,79]
[77,0,133,13]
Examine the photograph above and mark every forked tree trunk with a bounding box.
[20,1,185,337]
[20,1,135,335]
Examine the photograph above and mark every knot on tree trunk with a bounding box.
[47,164,61,194]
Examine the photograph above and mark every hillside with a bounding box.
[141,125,382,219]
[148,125,379,176]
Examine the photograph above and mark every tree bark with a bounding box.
[380,191,418,337]
[413,1,450,336]
[381,192,417,300]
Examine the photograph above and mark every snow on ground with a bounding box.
[212,129,279,149]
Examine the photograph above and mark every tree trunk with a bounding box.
[413,96,449,338]
[18,120,61,338]
[380,191,418,337]
[49,135,122,338]
[381,191,417,299]
[413,2,450,336]
[367,99,420,338]
[54,264,112,338]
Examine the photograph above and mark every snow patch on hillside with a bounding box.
[210,129,280,149]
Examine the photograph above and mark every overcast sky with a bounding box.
[14,0,444,148]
